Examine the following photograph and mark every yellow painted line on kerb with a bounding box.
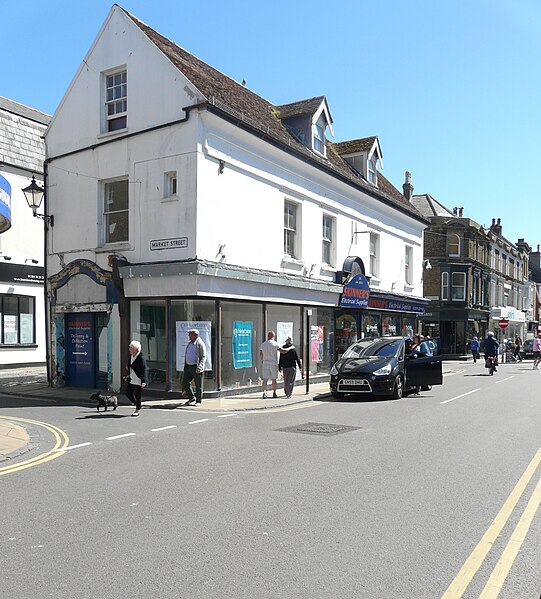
[442,446,541,598]
[0,415,70,477]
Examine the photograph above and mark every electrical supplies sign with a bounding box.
[232,321,253,369]
[0,174,12,232]
[175,321,212,371]
[340,274,370,308]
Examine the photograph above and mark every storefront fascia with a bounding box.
[335,291,429,359]
[490,307,526,341]
[119,261,342,395]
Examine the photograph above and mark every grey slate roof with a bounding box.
[410,194,454,218]
[333,137,378,156]
[0,97,50,173]
[275,96,327,119]
[122,8,426,224]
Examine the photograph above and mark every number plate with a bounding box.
[341,379,369,386]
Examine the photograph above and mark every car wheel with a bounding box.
[391,375,403,399]
[332,391,345,399]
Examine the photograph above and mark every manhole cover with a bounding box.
[276,422,361,436]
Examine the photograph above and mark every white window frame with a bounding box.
[164,171,177,198]
[448,233,460,257]
[322,214,335,266]
[369,233,379,278]
[104,67,127,132]
[451,272,466,301]
[101,178,129,245]
[404,245,413,285]
[368,155,378,185]
[313,117,326,156]
[284,200,299,259]
[441,272,449,301]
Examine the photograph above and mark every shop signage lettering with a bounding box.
[368,297,426,314]
[340,274,370,308]
[232,321,253,369]
[150,237,188,251]
[0,262,44,285]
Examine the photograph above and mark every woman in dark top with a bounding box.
[278,337,302,398]
[125,340,147,417]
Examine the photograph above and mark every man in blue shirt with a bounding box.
[183,329,207,406]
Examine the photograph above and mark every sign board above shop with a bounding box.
[150,237,188,251]
[0,262,44,285]
[340,274,370,308]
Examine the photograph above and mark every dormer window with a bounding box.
[368,155,377,184]
[313,117,326,156]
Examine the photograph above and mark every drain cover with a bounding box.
[277,422,361,436]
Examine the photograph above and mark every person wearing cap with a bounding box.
[183,328,207,405]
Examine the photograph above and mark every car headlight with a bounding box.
[330,364,339,376]
[373,364,392,376]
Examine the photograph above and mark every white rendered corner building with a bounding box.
[44,5,429,393]
[0,97,50,367]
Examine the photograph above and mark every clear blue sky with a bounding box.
[4,0,540,249]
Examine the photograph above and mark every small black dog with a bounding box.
[90,391,118,412]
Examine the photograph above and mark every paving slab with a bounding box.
[0,420,30,457]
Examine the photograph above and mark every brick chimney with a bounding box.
[403,171,414,200]
[490,218,502,236]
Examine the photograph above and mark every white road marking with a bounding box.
[106,433,136,440]
[217,414,237,418]
[440,389,480,404]
[151,425,178,431]
[495,376,515,384]
[188,419,210,425]
[55,442,93,452]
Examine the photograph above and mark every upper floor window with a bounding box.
[370,233,380,277]
[105,69,127,132]
[447,233,460,257]
[368,155,378,185]
[322,215,335,266]
[103,179,129,244]
[441,272,449,301]
[164,171,177,198]
[404,245,413,285]
[451,272,466,301]
[313,117,326,156]
[284,201,298,258]
[0,294,35,345]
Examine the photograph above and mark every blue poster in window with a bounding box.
[233,321,253,369]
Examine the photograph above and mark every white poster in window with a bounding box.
[175,321,212,371]
[20,314,34,344]
[4,315,17,344]
[276,322,293,346]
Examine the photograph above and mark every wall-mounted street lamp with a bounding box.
[22,176,53,226]
[422,259,432,270]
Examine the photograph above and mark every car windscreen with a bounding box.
[343,339,401,359]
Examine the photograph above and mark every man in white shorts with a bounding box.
[260,331,291,398]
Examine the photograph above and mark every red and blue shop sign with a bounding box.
[340,274,370,308]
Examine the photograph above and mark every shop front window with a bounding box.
[306,307,334,375]
[401,315,416,338]
[130,300,166,390]
[363,312,381,338]
[171,300,216,392]
[335,312,358,359]
[221,301,263,390]
[382,314,398,336]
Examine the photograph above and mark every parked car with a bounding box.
[519,338,534,360]
[330,336,443,399]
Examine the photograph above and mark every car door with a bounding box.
[405,355,443,387]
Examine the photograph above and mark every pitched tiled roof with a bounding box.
[0,97,50,173]
[333,137,378,156]
[410,194,454,218]
[275,96,326,119]
[122,8,425,223]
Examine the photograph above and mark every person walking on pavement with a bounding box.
[513,336,522,362]
[183,329,207,405]
[483,331,499,372]
[259,331,291,399]
[470,336,480,363]
[125,340,147,417]
[532,333,541,370]
[279,337,302,398]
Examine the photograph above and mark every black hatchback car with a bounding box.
[329,336,443,399]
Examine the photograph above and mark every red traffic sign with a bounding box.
[498,318,509,329]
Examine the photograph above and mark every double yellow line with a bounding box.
[443,446,541,598]
[0,415,70,477]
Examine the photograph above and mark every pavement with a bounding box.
[0,361,465,460]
